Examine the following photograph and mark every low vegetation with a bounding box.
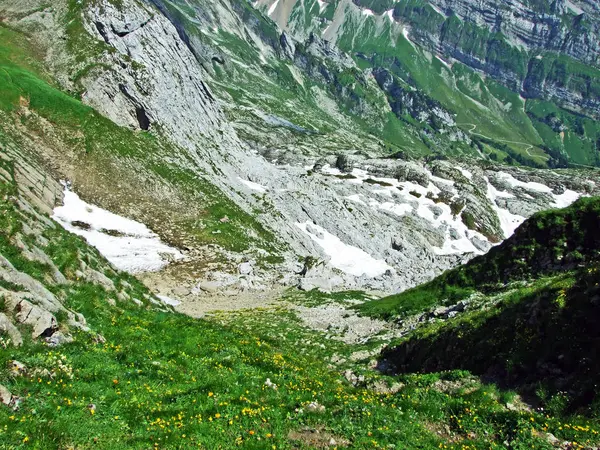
[358,197,600,319]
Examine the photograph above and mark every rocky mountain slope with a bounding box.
[1,0,598,309]
[0,0,600,448]
[255,0,600,167]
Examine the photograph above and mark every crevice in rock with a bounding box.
[95,21,110,43]
[38,323,57,338]
[199,81,216,103]
[110,19,151,38]
[117,84,151,130]
[135,106,151,131]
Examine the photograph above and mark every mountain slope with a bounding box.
[1,0,598,303]
[356,197,600,412]
[1,0,600,448]
[254,0,600,167]
[0,136,599,450]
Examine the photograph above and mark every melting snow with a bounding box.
[485,177,525,239]
[333,168,484,255]
[497,172,582,210]
[296,221,392,277]
[268,0,279,16]
[497,172,552,193]
[323,166,584,255]
[52,187,182,273]
[362,8,375,16]
[157,295,181,307]
[455,166,473,180]
[238,177,267,193]
[552,189,580,208]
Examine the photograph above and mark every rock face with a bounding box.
[254,0,600,120]
[421,0,600,67]
[1,0,598,302]
[82,1,225,145]
[374,0,600,117]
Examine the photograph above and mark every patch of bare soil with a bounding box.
[288,426,350,449]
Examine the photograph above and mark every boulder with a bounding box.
[238,262,253,275]
[46,331,74,347]
[0,385,12,406]
[0,313,23,347]
[14,300,58,338]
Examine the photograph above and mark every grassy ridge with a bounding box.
[381,267,600,414]
[358,197,600,319]
[354,198,600,413]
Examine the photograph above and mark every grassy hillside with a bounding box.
[0,22,282,261]
[358,197,600,319]
[1,4,600,449]
[1,161,600,448]
[380,267,600,414]
[354,198,600,413]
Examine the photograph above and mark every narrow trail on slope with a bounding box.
[459,123,546,161]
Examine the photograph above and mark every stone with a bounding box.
[299,277,332,292]
[0,313,23,347]
[84,269,115,291]
[238,262,253,275]
[45,331,74,347]
[0,385,12,406]
[9,360,26,377]
[14,300,58,339]
[197,281,220,293]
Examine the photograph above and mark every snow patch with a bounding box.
[316,0,327,13]
[296,221,392,277]
[52,187,182,273]
[238,177,267,193]
[268,0,279,16]
[385,9,394,21]
[157,295,180,307]
[552,189,580,209]
[455,166,473,180]
[497,172,552,193]
[362,8,375,16]
[324,168,484,255]
[485,177,525,239]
